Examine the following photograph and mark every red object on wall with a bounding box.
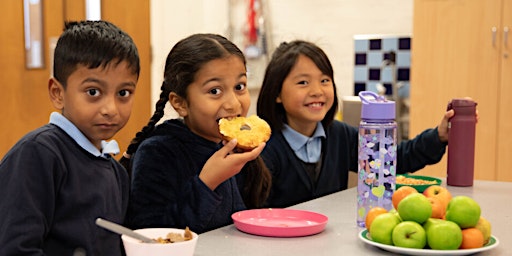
[247,0,257,44]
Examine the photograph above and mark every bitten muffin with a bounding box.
[219,115,271,150]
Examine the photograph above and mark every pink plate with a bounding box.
[231,208,328,237]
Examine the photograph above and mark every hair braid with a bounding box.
[119,82,170,172]
[122,34,272,208]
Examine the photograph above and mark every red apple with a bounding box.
[428,197,446,219]
[423,185,452,210]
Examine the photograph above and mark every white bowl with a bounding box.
[122,228,198,256]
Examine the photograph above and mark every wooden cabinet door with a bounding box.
[0,1,63,158]
[410,0,502,180]
[497,0,512,181]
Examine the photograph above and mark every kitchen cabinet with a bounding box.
[409,0,511,181]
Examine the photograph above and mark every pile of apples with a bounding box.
[366,185,492,250]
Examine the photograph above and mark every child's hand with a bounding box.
[199,139,266,190]
[437,97,479,143]
[437,109,454,143]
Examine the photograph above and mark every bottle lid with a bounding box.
[447,98,477,116]
[447,98,477,110]
[359,91,395,120]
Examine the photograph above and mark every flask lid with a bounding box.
[359,91,395,120]
[447,98,477,110]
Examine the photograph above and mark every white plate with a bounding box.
[359,229,499,256]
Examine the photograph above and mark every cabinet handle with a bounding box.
[492,27,497,46]
[505,27,509,47]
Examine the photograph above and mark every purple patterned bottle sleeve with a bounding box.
[356,91,397,228]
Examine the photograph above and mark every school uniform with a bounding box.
[261,120,446,208]
[126,119,245,234]
[0,112,129,256]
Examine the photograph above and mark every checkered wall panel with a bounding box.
[353,36,411,97]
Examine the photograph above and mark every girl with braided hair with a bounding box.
[121,34,271,233]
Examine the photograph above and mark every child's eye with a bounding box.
[209,88,221,95]
[235,83,247,91]
[87,89,100,97]
[118,89,132,97]
[321,78,332,84]
[297,80,309,85]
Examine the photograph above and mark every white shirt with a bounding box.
[49,112,119,158]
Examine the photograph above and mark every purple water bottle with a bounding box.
[356,91,397,228]
[446,99,477,186]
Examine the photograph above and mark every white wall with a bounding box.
[150,0,413,117]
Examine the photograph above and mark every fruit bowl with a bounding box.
[396,174,442,192]
[359,229,499,255]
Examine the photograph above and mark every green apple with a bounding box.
[369,212,402,245]
[445,196,481,228]
[392,221,427,249]
[422,218,442,233]
[424,219,462,250]
[475,216,492,244]
[397,193,432,224]
[388,208,403,221]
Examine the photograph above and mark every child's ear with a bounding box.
[169,92,188,117]
[48,78,64,110]
[276,94,283,103]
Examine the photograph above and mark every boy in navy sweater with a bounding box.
[0,20,139,255]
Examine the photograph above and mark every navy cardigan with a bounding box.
[260,120,446,208]
[126,119,246,234]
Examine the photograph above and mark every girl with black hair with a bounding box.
[256,40,459,208]
[121,34,271,234]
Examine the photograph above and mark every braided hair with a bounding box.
[120,34,271,208]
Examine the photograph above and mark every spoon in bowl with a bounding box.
[95,218,156,243]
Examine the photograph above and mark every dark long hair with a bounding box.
[257,40,338,131]
[120,34,271,208]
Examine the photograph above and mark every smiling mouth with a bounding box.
[306,102,324,107]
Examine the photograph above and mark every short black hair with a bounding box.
[53,20,140,87]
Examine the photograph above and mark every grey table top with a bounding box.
[194,179,511,255]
